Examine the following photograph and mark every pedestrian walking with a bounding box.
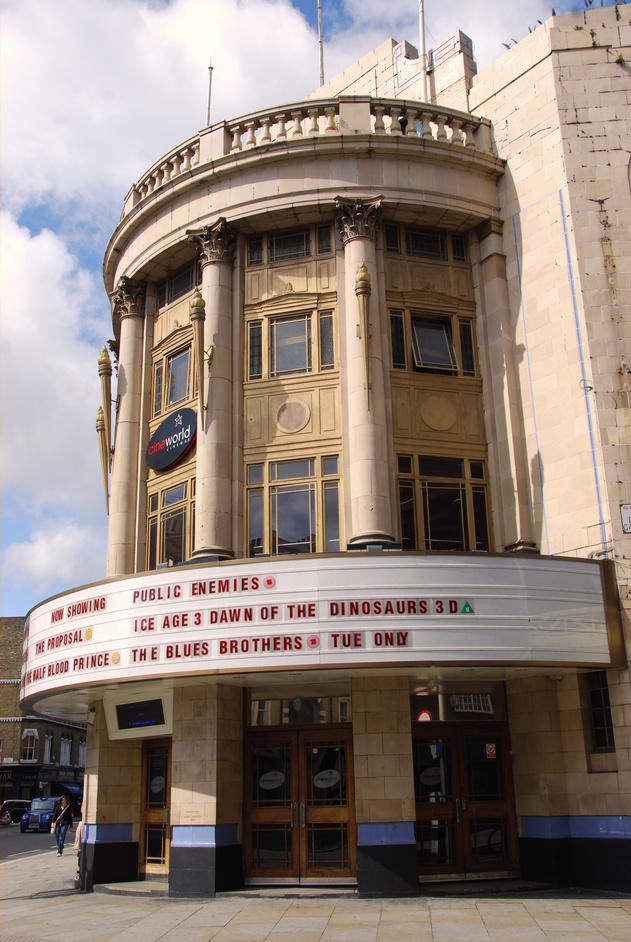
[51,795,73,856]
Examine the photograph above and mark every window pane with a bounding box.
[249,322,262,380]
[271,484,315,554]
[398,455,413,474]
[169,264,195,302]
[248,464,263,484]
[167,349,190,407]
[162,507,186,564]
[320,311,334,370]
[472,486,490,551]
[405,228,447,260]
[390,311,406,369]
[248,489,263,557]
[399,482,417,550]
[249,237,263,266]
[271,315,312,376]
[157,283,166,309]
[385,224,400,253]
[270,230,310,261]
[324,481,340,552]
[153,362,163,416]
[148,517,157,571]
[418,456,463,479]
[317,226,331,254]
[271,459,314,481]
[451,234,466,261]
[323,456,338,476]
[459,319,476,376]
[422,483,467,550]
[163,484,186,506]
[412,320,457,373]
[588,671,615,750]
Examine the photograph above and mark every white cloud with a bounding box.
[2,521,107,599]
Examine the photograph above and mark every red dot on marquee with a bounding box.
[307,636,319,648]
[264,577,275,588]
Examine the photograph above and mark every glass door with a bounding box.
[245,726,355,882]
[140,739,171,876]
[412,724,518,879]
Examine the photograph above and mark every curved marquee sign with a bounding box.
[19,554,622,720]
[146,408,196,471]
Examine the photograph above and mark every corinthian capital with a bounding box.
[188,218,237,266]
[335,196,383,246]
[111,277,146,319]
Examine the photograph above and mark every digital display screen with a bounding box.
[116,699,165,730]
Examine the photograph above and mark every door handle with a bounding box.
[300,802,306,829]
[455,798,461,823]
[291,802,297,828]
[461,797,467,812]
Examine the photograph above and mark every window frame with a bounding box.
[397,454,491,553]
[246,455,341,557]
[389,308,477,378]
[246,308,336,382]
[152,344,193,417]
[147,478,196,570]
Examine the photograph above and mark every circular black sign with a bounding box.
[146,408,197,472]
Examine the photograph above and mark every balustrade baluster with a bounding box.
[406,109,420,136]
[462,123,476,148]
[307,108,320,135]
[231,125,243,152]
[274,113,287,141]
[388,106,402,135]
[450,119,464,145]
[433,113,447,141]
[245,121,257,148]
[290,110,304,137]
[373,106,386,133]
[325,108,337,133]
[260,117,272,144]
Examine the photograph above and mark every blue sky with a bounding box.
[0,0,606,616]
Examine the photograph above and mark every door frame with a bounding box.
[413,722,519,881]
[244,724,356,884]
[140,738,171,877]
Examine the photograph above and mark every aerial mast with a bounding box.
[318,0,324,87]
[206,58,214,127]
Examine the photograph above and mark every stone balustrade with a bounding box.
[124,97,489,215]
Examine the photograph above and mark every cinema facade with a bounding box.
[21,7,631,896]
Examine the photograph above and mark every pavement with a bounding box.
[2,840,631,942]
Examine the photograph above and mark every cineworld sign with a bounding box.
[146,408,197,472]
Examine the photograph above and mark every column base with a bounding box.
[81,824,138,890]
[168,825,242,898]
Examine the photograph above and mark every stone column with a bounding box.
[336,197,395,546]
[473,221,538,553]
[107,277,146,577]
[188,220,237,558]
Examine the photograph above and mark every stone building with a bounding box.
[20,7,630,895]
[1,618,85,807]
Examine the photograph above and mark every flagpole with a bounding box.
[318,0,324,87]
[206,58,213,127]
[418,0,428,101]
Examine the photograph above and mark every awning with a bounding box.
[58,782,83,796]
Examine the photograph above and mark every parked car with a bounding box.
[20,797,58,833]
[1,799,31,823]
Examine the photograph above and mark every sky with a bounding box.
[0,0,610,616]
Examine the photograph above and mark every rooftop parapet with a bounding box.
[121,96,494,218]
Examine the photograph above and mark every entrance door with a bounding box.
[244,726,355,883]
[140,739,171,876]
[412,724,518,879]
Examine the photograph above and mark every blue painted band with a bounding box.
[522,816,631,840]
[83,823,133,845]
[357,821,416,846]
[171,823,240,848]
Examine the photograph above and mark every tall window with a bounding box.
[44,732,53,764]
[22,733,36,762]
[247,310,335,381]
[153,346,192,417]
[587,670,615,752]
[397,455,490,552]
[147,479,195,570]
[247,456,340,557]
[78,739,87,767]
[390,310,476,377]
[60,736,72,766]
